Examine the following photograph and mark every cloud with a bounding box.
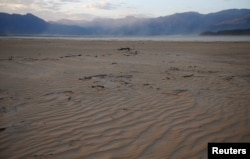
[84,1,124,10]
[0,0,58,11]
[0,0,136,21]
[59,0,81,2]
[0,0,82,11]
[0,0,35,4]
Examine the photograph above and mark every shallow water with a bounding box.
[1,35,250,42]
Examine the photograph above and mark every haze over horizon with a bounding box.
[0,0,250,21]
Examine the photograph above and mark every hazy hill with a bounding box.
[0,13,47,35]
[0,9,250,36]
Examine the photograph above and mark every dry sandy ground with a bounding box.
[0,39,249,159]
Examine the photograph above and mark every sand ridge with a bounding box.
[0,40,250,158]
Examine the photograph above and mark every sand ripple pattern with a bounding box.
[0,40,250,159]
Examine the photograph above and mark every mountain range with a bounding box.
[0,9,250,36]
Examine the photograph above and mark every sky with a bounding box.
[0,0,250,21]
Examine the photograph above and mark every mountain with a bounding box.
[0,13,47,35]
[1,9,250,36]
[203,9,250,31]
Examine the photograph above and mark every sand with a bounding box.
[0,39,249,159]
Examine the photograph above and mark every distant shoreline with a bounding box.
[201,28,250,36]
[1,35,250,42]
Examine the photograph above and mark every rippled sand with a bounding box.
[0,39,249,159]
